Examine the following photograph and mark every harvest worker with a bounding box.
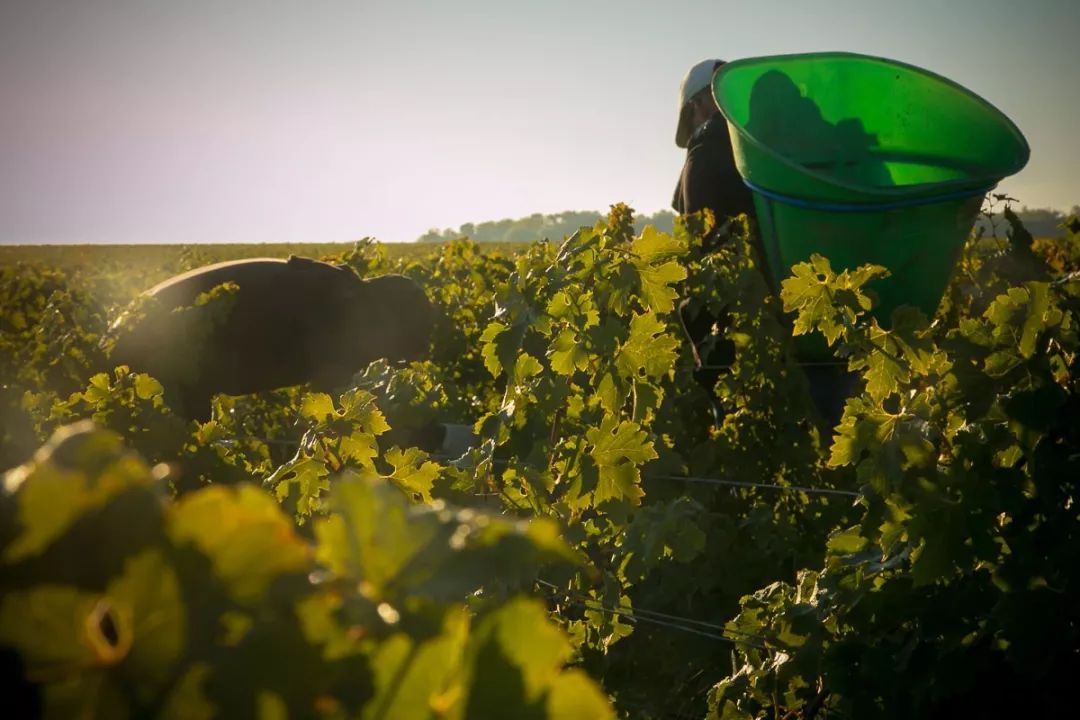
[673,58,759,422]
[109,256,436,421]
[672,59,854,427]
[672,59,756,234]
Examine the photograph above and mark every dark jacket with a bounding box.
[672,112,756,228]
[111,256,434,420]
[673,113,760,408]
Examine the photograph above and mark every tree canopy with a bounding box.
[416,210,676,243]
[420,205,1078,244]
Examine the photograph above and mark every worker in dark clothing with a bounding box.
[672,59,756,230]
[673,59,758,422]
[672,59,855,428]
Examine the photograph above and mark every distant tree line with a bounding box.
[975,205,1079,238]
[416,204,1077,244]
[416,210,676,243]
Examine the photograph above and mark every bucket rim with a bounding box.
[744,178,997,213]
[712,51,1031,200]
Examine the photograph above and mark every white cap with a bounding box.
[676,58,723,148]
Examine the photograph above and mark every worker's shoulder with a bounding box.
[147,256,352,300]
[145,257,283,296]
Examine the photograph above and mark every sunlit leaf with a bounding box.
[168,485,310,604]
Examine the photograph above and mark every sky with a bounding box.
[1,0,1077,245]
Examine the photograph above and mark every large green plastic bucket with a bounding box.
[712,53,1029,354]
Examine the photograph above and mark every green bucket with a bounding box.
[712,52,1029,354]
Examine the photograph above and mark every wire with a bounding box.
[536,578,767,642]
[699,360,849,371]
[535,578,767,650]
[241,438,860,500]
[647,474,860,498]
[434,454,861,499]
[216,435,301,447]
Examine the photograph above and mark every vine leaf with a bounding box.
[382,447,440,503]
[549,329,589,376]
[781,255,888,345]
[615,312,680,380]
[168,485,310,605]
[585,415,656,506]
[466,598,615,719]
[630,226,688,314]
[481,320,527,378]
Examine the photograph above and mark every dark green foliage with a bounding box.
[1,205,1078,718]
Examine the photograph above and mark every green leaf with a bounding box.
[472,597,569,693]
[879,500,911,555]
[619,498,707,582]
[548,329,589,376]
[106,549,185,697]
[546,291,575,320]
[168,485,310,604]
[828,396,934,493]
[886,306,945,376]
[909,534,953,587]
[319,474,578,604]
[83,372,113,403]
[266,456,330,517]
[363,611,469,720]
[3,466,101,563]
[339,431,380,469]
[257,692,289,720]
[1018,282,1052,358]
[629,227,688,314]
[615,312,680,380]
[586,415,656,505]
[596,371,623,415]
[2,423,152,562]
[630,224,684,264]
[480,320,527,378]
[317,474,440,596]
[0,585,125,673]
[781,257,844,344]
[294,591,364,662]
[512,353,543,384]
[464,598,612,718]
[383,447,440,502]
[859,330,908,403]
[339,389,392,434]
[546,670,616,720]
[300,393,337,424]
[826,527,869,556]
[160,664,215,720]
[132,374,164,402]
[780,255,888,345]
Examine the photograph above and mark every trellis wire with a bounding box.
[431,453,860,499]
[647,474,859,498]
[224,407,863,502]
[699,359,848,371]
[537,578,766,641]
[228,442,860,500]
[535,578,767,650]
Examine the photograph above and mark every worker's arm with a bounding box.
[677,144,725,216]
[681,146,755,215]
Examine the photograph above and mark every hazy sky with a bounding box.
[1,0,1077,244]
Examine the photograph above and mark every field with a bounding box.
[0,241,527,284]
[1,206,1079,719]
